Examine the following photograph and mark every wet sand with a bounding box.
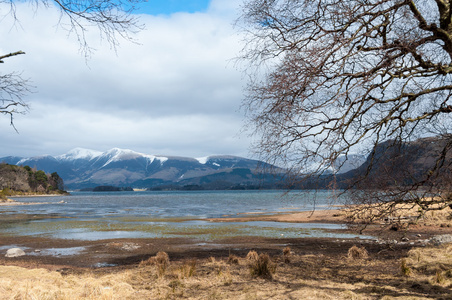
[207,208,346,224]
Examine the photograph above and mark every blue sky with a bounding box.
[137,0,211,15]
[0,0,248,159]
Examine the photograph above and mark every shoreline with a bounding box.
[0,200,450,272]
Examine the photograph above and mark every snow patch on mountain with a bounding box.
[101,148,142,168]
[196,156,209,164]
[17,155,55,165]
[195,156,209,165]
[57,148,103,161]
[99,148,168,168]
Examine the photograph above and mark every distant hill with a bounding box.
[324,135,452,189]
[0,148,285,190]
[0,164,66,198]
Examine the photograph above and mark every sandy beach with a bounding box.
[207,208,346,224]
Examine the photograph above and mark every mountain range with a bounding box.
[2,136,449,191]
[0,148,285,190]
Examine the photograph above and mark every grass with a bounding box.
[249,253,275,279]
[1,244,452,299]
[347,245,368,260]
[346,202,452,228]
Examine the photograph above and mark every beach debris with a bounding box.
[5,248,26,258]
[121,243,140,251]
[430,234,452,246]
[107,242,140,251]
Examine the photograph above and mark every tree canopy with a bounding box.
[0,0,144,127]
[238,0,452,219]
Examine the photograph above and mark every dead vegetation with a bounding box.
[347,245,369,260]
[345,202,452,231]
[1,243,452,299]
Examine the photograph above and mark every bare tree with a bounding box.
[238,0,452,222]
[1,0,144,127]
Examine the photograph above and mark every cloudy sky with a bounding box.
[0,0,252,159]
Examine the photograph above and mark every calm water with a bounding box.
[1,190,371,240]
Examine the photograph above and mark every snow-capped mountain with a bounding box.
[0,148,280,189]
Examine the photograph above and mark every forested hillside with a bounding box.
[0,164,66,199]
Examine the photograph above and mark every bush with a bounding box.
[0,188,12,201]
[249,253,275,279]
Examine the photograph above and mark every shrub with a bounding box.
[0,188,9,201]
[227,254,240,265]
[246,250,259,261]
[249,253,275,279]
[283,247,291,263]
[347,245,368,259]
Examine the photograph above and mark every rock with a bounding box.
[121,243,140,251]
[401,237,409,242]
[107,242,140,251]
[430,234,452,246]
[5,248,26,258]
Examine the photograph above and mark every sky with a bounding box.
[0,0,252,159]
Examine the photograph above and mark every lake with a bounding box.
[1,190,372,240]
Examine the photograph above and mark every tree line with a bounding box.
[0,163,65,198]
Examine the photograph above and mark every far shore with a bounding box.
[0,197,66,206]
[6,193,69,198]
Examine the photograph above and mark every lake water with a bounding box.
[1,190,372,240]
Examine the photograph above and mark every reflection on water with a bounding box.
[0,190,372,240]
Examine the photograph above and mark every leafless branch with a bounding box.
[238,0,452,220]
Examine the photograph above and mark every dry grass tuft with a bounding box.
[406,244,452,286]
[140,251,170,267]
[227,254,240,265]
[179,259,197,278]
[155,251,170,266]
[249,253,276,279]
[400,258,411,277]
[347,245,368,260]
[139,251,170,277]
[283,246,291,263]
[246,250,259,261]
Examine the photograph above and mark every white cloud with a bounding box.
[0,1,250,158]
